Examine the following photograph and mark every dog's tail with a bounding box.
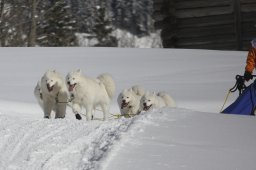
[157,91,176,107]
[97,73,116,99]
[130,85,145,96]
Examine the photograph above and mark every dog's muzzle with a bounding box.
[47,84,54,92]
[67,82,76,92]
[121,100,129,109]
[143,103,152,111]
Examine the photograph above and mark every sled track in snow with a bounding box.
[0,115,136,170]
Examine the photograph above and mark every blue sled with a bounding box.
[222,82,256,116]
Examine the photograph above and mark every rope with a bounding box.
[220,75,245,113]
[109,113,122,119]
[220,90,232,112]
[220,75,256,114]
[72,107,125,120]
[55,95,135,119]
[109,113,137,119]
[94,108,137,119]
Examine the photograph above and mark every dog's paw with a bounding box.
[75,113,82,120]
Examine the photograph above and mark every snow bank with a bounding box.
[103,108,256,170]
[0,113,135,170]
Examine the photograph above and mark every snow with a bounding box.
[0,47,255,170]
[76,29,162,48]
[112,29,162,48]
[103,109,256,170]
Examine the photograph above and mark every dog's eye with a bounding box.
[72,78,75,80]
[148,100,151,102]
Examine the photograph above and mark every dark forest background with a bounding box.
[0,0,161,47]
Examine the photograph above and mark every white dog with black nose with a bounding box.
[139,91,176,112]
[117,85,145,117]
[36,70,69,119]
[66,69,116,121]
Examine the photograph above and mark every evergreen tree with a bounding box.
[0,0,156,47]
[110,0,153,36]
[37,0,77,46]
[0,0,29,46]
[93,5,117,47]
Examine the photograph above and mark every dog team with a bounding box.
[34,69,176,120]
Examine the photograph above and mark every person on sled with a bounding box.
[244,38,256,81]
[221,38,256,115]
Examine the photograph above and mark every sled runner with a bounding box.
[221,75,256,115]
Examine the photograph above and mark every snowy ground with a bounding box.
[0,48,255,170]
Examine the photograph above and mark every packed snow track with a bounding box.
[0,114,134,170]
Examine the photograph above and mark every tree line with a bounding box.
[0,0,154,47]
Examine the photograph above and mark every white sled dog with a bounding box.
[36,70,69,119]
[139,91,176,112]
[117,85,145,116]
[66,69,116,121]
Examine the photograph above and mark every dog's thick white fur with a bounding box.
[139,91,176,112]
[34,81,44,110]
[117,85,145,116]
[66,69,115,121]
[38,70,68,118]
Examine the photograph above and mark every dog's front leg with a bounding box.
[55,91,68,119]
[42,97,54,119]
[72,103,82,120]
[55,103,66,119]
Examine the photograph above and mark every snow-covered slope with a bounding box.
[103,109,256,170]
[0,48,255,170]
[0,114,134,169]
